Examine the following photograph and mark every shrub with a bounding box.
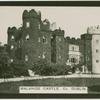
[0,53,14,78]
[72,63,84,73]
[0,63,13,78]
[50,64,71,75]
[32,59,72,76]
[11,63,29,77]
[32,59,51,75]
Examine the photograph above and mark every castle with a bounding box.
[7,9,100,74]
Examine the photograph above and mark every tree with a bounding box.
[32,59,51,75]
[0,53,13,78]
[11,62,29,77]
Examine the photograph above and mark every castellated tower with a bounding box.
[21,9,42,67]
[7,27,23,64]
[81,26,100,74]
[51,28,66,65]
[87,26,100,74]
[7,9,52,68]
[81,32,92,73]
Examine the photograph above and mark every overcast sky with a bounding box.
[0,7,100,44]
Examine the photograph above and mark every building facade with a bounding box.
[7,9,66,68]
[88,26,100,74]
[65,37,82,67]
[7,9,100,74]
[81,26,100,74]
[7,9,84,69]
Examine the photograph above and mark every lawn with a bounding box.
[0,78,100,93]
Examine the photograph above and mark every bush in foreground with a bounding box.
[31,59,71,76]
[11,63,29,77]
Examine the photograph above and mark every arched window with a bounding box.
[43,36,47,43]
[59,55,61,59]
[38,55,41,58]
[11,35,14,40]
[25,55,28,62]
[38,37,41,42]
[42,52,46,59]
[26,22,30,28]
[11,45,14,50]
[71,58,76,63]
[38,24,40,29]
[59,38,61,42]
[10,59,13,63]
[26,34,30,40]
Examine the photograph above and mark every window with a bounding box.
[38,37,41,42]
[38,24,40,29]
[38,56,41,58]
[11,45,14,50]
[71,58,76,63]
[42,52,46,59]
[96,49,99,53]
[10,59,13,63]
[25,55,28,61]
[43,21,47,25]
[96,60,99,63]
[72,47,74,51]
[26,22,30,28]
[51,36,53,39]
[26,34,29,40]
[59,38,61,42]
[11,35,14,40]
[43,36,47,43]
[96,40,99,43]
[59,55,61,59]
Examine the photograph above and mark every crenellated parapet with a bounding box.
[7,27,22,42]
[41,19,50,31]
[22,9,41,20]
[53,28,64,36]
[22,9,41,29]
[65,36,81,45]
[7,27,17,35]
[87,25,100,34]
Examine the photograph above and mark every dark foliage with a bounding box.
[0,53,13,78]
[31,59,72,76]
[0,54,29,78]
[72,62,84,73]
[11,63,29,77]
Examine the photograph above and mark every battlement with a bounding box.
[65,36,81,45]
[7,27,22,34]
[7,27,17,34]
[43,19,50,25]
[22,9,41,19]
[66,36,81,41]
[53,28,64,36]
[41,19,50,31]
[87,25,100,34]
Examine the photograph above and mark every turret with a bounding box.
[7,27,17,44]
[22,9,41,30]
[87,25,100,34]
[41,19,50,31]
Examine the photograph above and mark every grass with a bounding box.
[0,78,100,93]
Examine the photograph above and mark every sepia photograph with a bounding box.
[0,1,100,98]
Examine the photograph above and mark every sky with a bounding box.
[0,7,100,44]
